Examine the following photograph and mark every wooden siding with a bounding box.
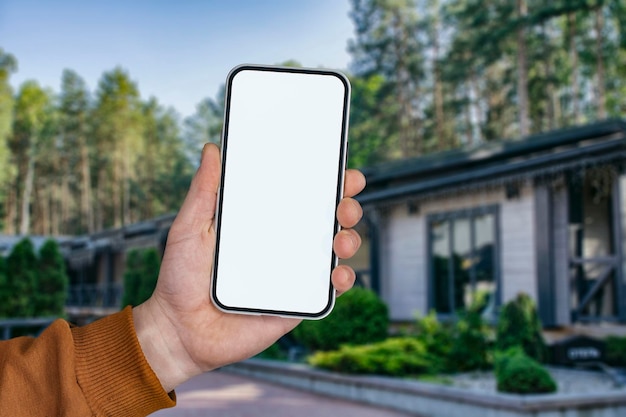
[500,184,538,302]
[378,182,539,321]
[379,204,426,321]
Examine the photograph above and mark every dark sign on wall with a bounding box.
[551,335,606,366]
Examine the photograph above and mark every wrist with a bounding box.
[132,299,203,392]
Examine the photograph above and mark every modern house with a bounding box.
[352,119,626,332]
[59,214,175,317]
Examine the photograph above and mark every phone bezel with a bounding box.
[210,64,351,319]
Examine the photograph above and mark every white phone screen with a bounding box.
[211,65,350,319]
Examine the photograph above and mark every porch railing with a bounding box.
[570,256,618,322]
[0,317,56,340]
[66,283,123,308]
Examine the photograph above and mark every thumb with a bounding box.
[172,143,222,235]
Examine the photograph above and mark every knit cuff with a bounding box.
[72,306,176,416]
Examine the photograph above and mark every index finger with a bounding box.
[343,169,366,198]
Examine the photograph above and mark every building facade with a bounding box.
[7,120,624,329]
[355,120,626,329]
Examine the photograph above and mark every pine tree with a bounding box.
[137,248,160,305]
[0,49,16,201]
[2,239,37,317]
[139,99,193,221]
[9,82,55,235]
[59,69,94,234]
[349,0,425,157]
[183,91,223,161]
[92,68,144,229]
[348,74,395,168]
[35,239,68,317]
[122,249,142,308]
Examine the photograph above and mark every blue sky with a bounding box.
[0,0,354,118]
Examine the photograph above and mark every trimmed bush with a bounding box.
[496,293,546,362]
[122,248,161,307]
[413,307,491,374]
[495,346,557,394]
[448,308,491,372]
[35,239,69,317]
[256,342,288,361]
[308,337,432,376]
[0,239,37,317]
[606,336,626,367]
[414,311,454,372]
[0,238,69,319]
[292,287,388,351]
[122,250,142,308]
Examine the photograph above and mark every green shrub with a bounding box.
[0,239,69,320]
[35,240,69,317]
[414,296,492,374]
[308,337,432,376]
[292,287,388,351]
[495,346,557,394]
[448,308,491,372]
[122,250,142,307]
[122,248,161,307]
[256,342,288,361]
[0,239,37,317]
[606,336,626,367]
[496,293,546,362]
[414,311,454,372]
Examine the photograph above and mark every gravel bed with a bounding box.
[448,367,626,394]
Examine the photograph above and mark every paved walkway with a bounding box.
[152,369,416,417]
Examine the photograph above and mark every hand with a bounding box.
[133,143,366,392]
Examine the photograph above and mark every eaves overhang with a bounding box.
[357,120,626,206]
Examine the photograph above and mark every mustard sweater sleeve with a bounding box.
[0,307,176,416]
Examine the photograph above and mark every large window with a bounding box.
[429,206,498,316]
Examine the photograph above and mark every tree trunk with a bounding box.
[568,12,582,124]
[391,7,424,156]
[60,175,70,235]
[4,183,16,234]
[52,179,66,236]
[470,72,482,144]
[594,6,606,119]
[393,9,413,157]
[463,84,473,145]
[79,141,94,233]
[431,0,446,151]
[95,169,105,231]
[19,151,35,235]
[516,0,530,136]
[123,149,131,226]
[112,148,123,228]
[543,23,555,131]
[39,183,50,235]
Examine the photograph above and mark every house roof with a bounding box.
[357,119,626,205]
[0,235,72,257]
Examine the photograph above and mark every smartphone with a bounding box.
[210,64,350,319]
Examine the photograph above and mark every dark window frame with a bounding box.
[426,204,501,320]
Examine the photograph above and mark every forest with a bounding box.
[0,0,624,236]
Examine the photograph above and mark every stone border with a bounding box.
[224,359,626,417]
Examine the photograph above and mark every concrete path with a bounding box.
[152,369,417,417]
